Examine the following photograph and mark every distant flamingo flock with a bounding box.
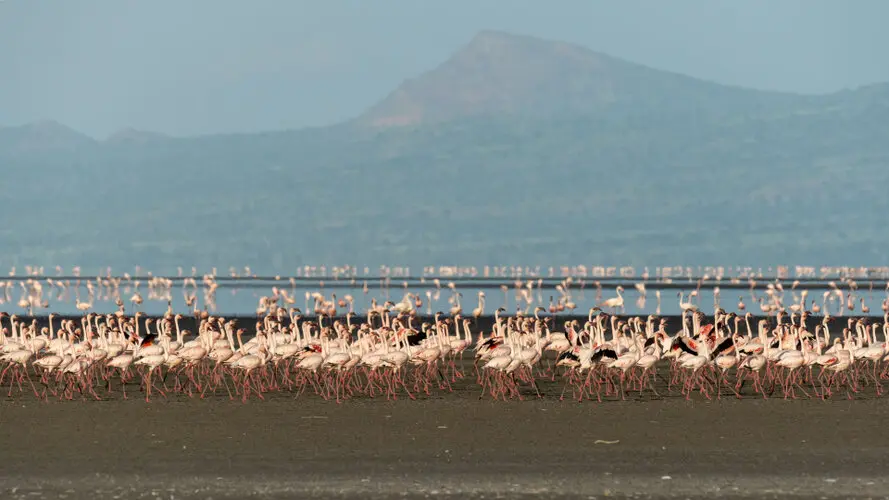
[3,276,889,402]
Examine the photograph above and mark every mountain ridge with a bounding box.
[355,30,815,128]
[1,31,888,273]
[3,29,887,140]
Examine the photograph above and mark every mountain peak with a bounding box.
[463,29,586,56]
[355,31,642,127]
[355,30,795,128]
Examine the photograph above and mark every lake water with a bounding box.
[6,276,887,317]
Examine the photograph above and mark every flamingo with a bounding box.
[601,286,625,313]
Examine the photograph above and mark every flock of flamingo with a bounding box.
[3,271,889,403]
[4,263,889,318]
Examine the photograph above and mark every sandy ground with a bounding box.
[3,363,889,500]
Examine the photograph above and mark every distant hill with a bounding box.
[0,120,96,156]
[1,31,889,274]
[357,30,813,127]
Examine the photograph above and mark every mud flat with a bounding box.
[2,392,889,499]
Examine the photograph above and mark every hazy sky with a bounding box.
[2,0,887,137]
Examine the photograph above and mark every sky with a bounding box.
[2,0,887,138]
